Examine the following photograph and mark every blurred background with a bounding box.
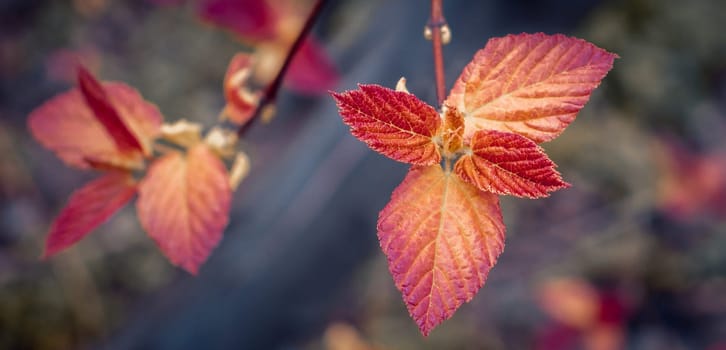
[1,0,726,349]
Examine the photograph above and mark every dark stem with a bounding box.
[429,0,447,108]
[237,0,328,137]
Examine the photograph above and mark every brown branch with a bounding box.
[237,0,328,137]
[429,0,447,108]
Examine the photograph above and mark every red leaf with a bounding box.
[223,53,259,125]
[446,33,617,143]
[28,82,163,170]
[286,37,339,94]
[197,0,279,42]
[378,165,505,335]
[136,144,231,274]
[331,84,442,165]
[454,130,569,198]
[78,67,144,153]
[43,172,136,258]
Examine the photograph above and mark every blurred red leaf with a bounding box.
[29,81,163,170]
[332,84,442,165]
[286,37,338,94]
[43,172,137,258]
[446,33,617,143]
[536,278,627,350]
[655,138,726,219]
[197,0,279,41]
[77,67,144,154]
[198,0,338,94]
[136,144,231,274]
[454,130,569,198]
[378,165,505,336]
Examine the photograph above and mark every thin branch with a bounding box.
[237,0,328,137]
[428,0,447,108]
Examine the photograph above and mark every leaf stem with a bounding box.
[237,0,328,137]
[429,0,447,108]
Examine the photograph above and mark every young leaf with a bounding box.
[442,105,465,155]
[378,165,505,336]
[446,33,617,143]
[331,84,442,165]
[77,67,144,153]
[223,53,259,125]
[454,130,569,198]
[43,172,137,258]
[136,144,231,274]
[28,82,162,170]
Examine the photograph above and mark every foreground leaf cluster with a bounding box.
[333,33,616,335]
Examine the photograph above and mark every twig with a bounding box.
[237,0,328,137]
[428,0,447,108]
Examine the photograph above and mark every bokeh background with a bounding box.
[2,0,726,349]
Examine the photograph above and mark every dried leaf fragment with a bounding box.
[229,151,250,191]
[395,77,409,93]
[160,119,203,148]
[204,126,238,158]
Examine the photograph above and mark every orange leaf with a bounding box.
[378,165,505,335]
[454,130,569,198]
[28,82,163,170]
[445,33,616,143]
[223,53,259,125]
[43,172,136,258]
[331,84,442,165]
[136,144,231,274]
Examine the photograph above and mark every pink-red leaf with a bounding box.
[446,33,617,143]
[197,0,279,41]
[331,84,442,165]
[136,144,231,274]
[28,82,163,170]
[43,172,136,258]
[286,37,339,94]
[378,165,505,336]
[454,130,569,198]
[77,67,144,153]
